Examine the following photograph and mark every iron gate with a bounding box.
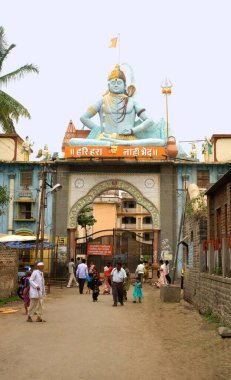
[76,229,153,272]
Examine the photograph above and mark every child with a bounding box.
[133,277,143,303]
[22,271,31,315]
[90,268,102,302]
[86,274,92,294]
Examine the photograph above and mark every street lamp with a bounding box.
[35,166,62,261]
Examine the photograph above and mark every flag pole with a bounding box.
[118,33,120,64]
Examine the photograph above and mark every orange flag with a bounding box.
[109,37,118,48]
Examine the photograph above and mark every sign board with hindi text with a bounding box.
[87,244,112,256]
[65,146,166,159]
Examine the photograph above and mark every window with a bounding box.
[20,171,33,187]
[143,216,152,224]
[197,170,210,188]
[143,232,153,241]
[122,201,136,209]
[15,202,34,220]
[122,216,136,224]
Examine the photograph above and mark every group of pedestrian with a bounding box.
[23,258,146,323]
[67,258,102,302]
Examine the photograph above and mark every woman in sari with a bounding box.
[155,260,167,288]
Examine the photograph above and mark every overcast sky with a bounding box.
[1,0,231,159]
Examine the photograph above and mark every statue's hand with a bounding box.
[121,129,133,136]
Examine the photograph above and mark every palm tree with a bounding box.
[0,26,39,133]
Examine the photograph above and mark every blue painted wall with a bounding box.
[0,163,53,239]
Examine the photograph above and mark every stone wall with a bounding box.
[183,216,231,326]
[0,248,19,298]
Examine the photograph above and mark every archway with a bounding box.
[68,179,160,229]
[68,179,160,263]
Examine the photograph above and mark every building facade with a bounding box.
[183,170,231,325]
[0,162,54,271]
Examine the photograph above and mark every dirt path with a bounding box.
[0,284,231,380]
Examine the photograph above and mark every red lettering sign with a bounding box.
[87,244,112,256]
[65,145,166,160]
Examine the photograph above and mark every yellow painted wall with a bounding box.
[0,137,24,161]
[77,203,118,239]
[92,203,117,236]
[0,138,16,160]
[216,138,231,161]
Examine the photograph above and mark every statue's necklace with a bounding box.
[102,93,128,127]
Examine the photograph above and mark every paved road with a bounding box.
[0,284,231,380]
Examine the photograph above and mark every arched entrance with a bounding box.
[68,179,160,262]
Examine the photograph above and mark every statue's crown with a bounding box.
[108,64,126,83]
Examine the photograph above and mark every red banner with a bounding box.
[87,244,112,256]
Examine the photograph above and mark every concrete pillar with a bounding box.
[69,228,76,259]
[8,173,15,234]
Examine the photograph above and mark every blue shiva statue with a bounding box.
[69,64,166,147]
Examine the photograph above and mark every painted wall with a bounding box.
[215,138,231,161]
[0,162,53,239]
[0,137,24,161]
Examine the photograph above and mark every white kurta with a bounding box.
[29,269,45,299]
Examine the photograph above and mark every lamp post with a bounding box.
[35,166,62,262]
[161,78,173,140]
[35,166,46,261]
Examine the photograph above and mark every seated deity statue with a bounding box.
[69,64,166,147]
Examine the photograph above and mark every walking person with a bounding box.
[111,262,127,307]
[67,258,79,288]
[122,263,130,301]
[155,259,167,288]
[90,267,102,302]
[27,262,46,322]
[181,267,184,289]
[133,277,143,303]
[143,261,150,283]
[165,260,171,285]
[76,257,82,268]
[22,271,31,315]
[76,258,88,294]
[135,260,145,284]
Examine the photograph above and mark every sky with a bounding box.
[1,0,231,160]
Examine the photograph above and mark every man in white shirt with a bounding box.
[135,261,145,284]
[67,258,79,288]
[111,262,127,306]
[76,258,88,294]
[27,262,46,322]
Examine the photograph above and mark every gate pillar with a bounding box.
[69,228,76,259]
[153,230,159,265]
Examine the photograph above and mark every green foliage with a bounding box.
[185,191,207,219]
[0,185,10,215]
[0,295,20,305]
[203,308,221,325]
[0,26,39,133]
[77,207,97,229]
[214,266,222,275]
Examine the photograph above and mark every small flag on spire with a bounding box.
[109,37,118,48]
